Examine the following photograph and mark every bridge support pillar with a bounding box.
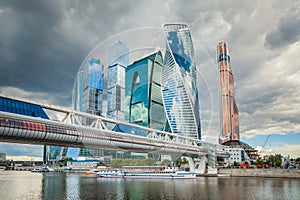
[187,156,206,174]
[187,143,218,175]
[206,144,218,175]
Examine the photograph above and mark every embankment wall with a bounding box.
[218,168,300,178]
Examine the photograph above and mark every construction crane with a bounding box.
[259,134,271,154]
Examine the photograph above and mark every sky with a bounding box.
[0,0,299,160]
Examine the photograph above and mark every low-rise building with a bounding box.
[221,140,258,166]
[66,159,99,170]
[281,156,290,168]
[227,147,249,164]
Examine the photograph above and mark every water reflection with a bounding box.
[42,172,67,199]
[1,171,300,200]
[0,171,43,199]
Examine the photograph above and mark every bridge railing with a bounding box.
[0,94,226,155]
[51,105,214,149]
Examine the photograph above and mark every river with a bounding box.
[0,171,299,199]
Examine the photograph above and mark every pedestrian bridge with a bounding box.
[0,95,228,169]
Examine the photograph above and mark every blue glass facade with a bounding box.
[72,71,84,112]
[66,147,79,159]
[125,52,167,131]
[0,97,49,119]
[107,41,129,124]
[112,124,148,137]
[162,24,201,139]
[87,58,104,90]
[71,57,105,158]
[108,40,129,67]
[107,64,126,122]
[0,96,51,162]
[47,146,64,162]
[82,58,104,117]
[72,41,129,159]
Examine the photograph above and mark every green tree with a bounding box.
[233,161,239,167]
[255,158,264,165]
[182,157,188,164]
[109,159,123,168]
[274,154,282,167]
[63,157,73,166]
[144,158,156,166]
[174,158,182,167]
[268,155,276,167]
[138,159,147,166]
[295,157,300,165]
[97,160,106,166]
[122,159,132,166]
[130,160,139,166]
[160,159,172,166]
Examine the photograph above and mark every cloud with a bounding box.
[0,142,43,158]
[262,144,300,158]
[0,0,144,107]
[0,1,86,106]
[0,0,299,158]
[265,2,300,49]
[238,41,300,136]
[0,86,72,109]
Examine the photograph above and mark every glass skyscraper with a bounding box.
[82,58,104,119]
[107,64,126,122]
[72,71,84,112]
[124,51,167,160]
[108,40,129,67]
[107,40,129,123]
[73,58,104,120]
[125,51,166,131]
[70,57,105,159]
[162,24,201,139]
[69,41,130,160]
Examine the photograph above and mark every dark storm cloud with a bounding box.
[265,3,300,49]
[0,1,80,106]
[0,0,139,106]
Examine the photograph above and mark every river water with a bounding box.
[0,171,299,199]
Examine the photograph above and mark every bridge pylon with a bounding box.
[186,143,218,175]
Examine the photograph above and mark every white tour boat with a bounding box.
[97,167,196,179]
[97,169,123,177]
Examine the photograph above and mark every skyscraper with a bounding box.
[82,58,104,120]
[69,57,105,159]
[124,51,167,160]
[161,24,201,139]
[70,41,130,160]
[107,64,126,122]
[217,42,240,144]
[125,51,166,131]
[108,40,129,67]
[107,40,129,123]
[72,71,84,112]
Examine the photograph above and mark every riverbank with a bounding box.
[218,168,300,178]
